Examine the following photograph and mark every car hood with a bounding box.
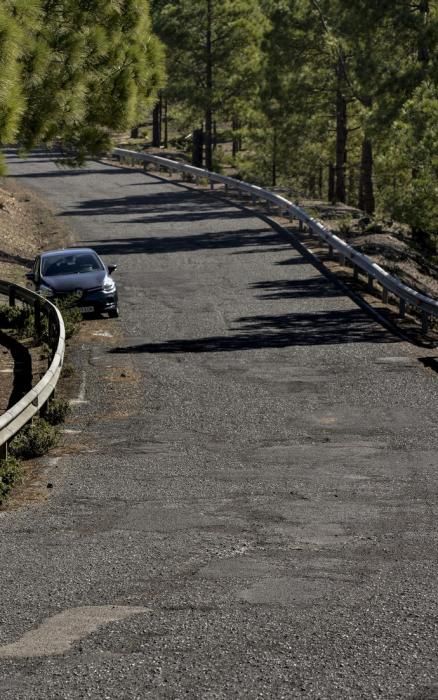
[42,270,106,293]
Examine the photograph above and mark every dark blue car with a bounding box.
[27,248,119,317]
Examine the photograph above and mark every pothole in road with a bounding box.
[0,606,149,658]
[238,576,341,606]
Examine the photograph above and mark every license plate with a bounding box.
[79,306,94,313]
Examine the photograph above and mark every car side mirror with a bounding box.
[25,271,35,281]
[108,264,117,275]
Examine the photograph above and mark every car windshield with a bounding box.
[42,252,103,277]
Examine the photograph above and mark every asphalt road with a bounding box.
[0,148,437,699]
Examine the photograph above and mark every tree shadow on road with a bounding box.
[109,308,397,355]
[79,228,292,257]
[251,277,343,300]
[60,190,259,227]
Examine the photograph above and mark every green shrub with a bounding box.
[338,217,353,236]
[54,297,82,339]
[365,221,383,234]
[10,418,59,459]
[61,361,75,378]
[0,293,81,351]
[45,398,70,426]
[0,304,32,330]
[0,456,22,503]
[39,296,82,346]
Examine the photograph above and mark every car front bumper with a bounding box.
[78,288,118,313]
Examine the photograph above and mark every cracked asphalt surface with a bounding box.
[0,148,437,699]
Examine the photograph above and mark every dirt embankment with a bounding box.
[0,178,70,284]
[304,202,438,300]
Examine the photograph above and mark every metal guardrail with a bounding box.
[0,282,65,458]
[113,147,438,333]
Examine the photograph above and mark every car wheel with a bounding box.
[108,306,119,318]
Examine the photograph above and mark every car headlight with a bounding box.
[39,284,54,297]
[103,276,116,292]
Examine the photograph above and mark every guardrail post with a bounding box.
[47,315,55,353]
[353,265,359,281]
[39,397,48,418]
[328,245,334,259]
[34,299,42,338]
[382,288,389,304]
[298,220,303,232]
[422,312,430,334]
[9,287,16,307]
[0,441,7,460]
[368,274,374,291]
[210,181,214,190]
[399,298,406,318]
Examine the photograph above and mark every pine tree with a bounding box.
[329,0,437,213]
[0,0,165,167]
[19,0,165,158]
[0,0,41,169]
[151,0,267,169]
[245,0,340,193]
[376,82,437,240]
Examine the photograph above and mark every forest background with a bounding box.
[0,0,437,254]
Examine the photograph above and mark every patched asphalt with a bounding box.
[0,148,437,699]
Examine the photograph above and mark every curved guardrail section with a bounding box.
[0,281,65,458]
[113,147,438,333]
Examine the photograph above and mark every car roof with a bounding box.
[40,248,100,259]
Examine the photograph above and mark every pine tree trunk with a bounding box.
[205,109,212,170]
[328,162,335,203]
[152,101,161,147]
[232,116,240,158]
[418,0,430,62]
[192,128,203,167]
[163,96,168,148]
[204,0,213,170]
[358,138,375,214]
[335,57,347,202]
[272,129,277,187]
